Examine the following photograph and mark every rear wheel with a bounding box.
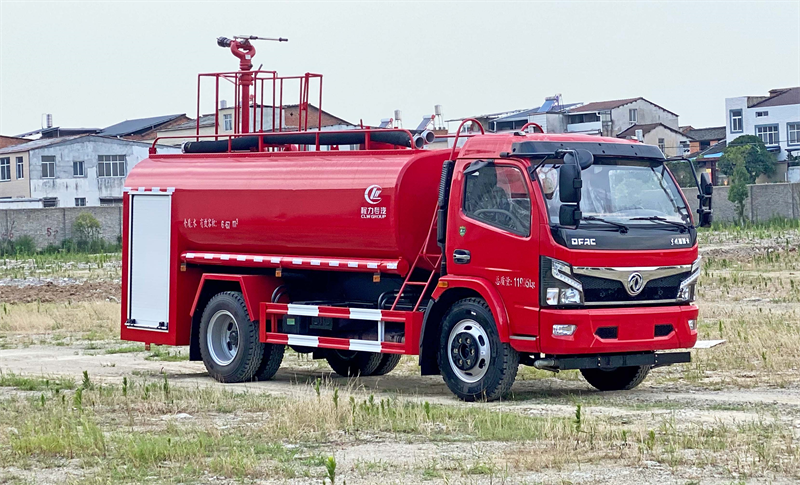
[199,291,264,383]
[438,298,519,402]
[580,365,650,391]
[371,353,402,376]
[254,343,285,381]
[326,350,383,377]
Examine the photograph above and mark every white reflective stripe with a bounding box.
[387,262,398,270]
[287,304,319,317]
[348,262,359,268]
[254,256,264,262]
[220,255,230,260]
[123,187,131,192]
[271,257,281,264]
[287,335,319,348]
[349,308,383,321]
[329,261,340,267]
[237,255,247,261]
[166,187,175,193]
[693,339,725,349]
[378,321,385,342]
[310,260,321,266]
[203,254,214,259]
[151,187,160,192]
[138,187,145,192]
[349,339,382,353]
[292,259,303,265]
[367,263,378,269]
[186,253,196,258]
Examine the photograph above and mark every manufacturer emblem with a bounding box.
[459,226,466,236]
[364,185,382,205]
[626,272,644,296]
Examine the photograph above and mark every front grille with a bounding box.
[581,272,689,304]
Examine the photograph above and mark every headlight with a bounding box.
[677,258,701,302]
[541,256,583,306]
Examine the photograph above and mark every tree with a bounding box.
[717,135,776,183]
[728,160,749,224]
[73,212,102,251]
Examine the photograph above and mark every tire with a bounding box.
[326,350,383,377]
[199,291,264,383]
[254,343,285,381]
[437,298,519,402]
[371,353,402,376]
[580,365,650,391]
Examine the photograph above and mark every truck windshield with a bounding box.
[534,159,691,226]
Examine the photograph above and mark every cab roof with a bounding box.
[458,132,650,159]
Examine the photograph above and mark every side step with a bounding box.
[533,351,691,371]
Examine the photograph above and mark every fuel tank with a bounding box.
[124,149,451,269]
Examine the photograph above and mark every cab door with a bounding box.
[446,159,539,339]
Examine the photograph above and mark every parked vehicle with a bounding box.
[120,37,716,401]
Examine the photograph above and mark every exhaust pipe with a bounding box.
[533,358,559,372]
[412,130,436,149]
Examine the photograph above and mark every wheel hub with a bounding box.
[447,319,490,383]
[207,310,240,366]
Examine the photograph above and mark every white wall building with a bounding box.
[725,87,800,162]
[0,135,179,207]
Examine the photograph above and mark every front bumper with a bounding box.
[537,304,698,355]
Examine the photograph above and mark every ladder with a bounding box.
[390,207,442,312]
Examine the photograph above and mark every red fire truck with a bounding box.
[121,37,716,401]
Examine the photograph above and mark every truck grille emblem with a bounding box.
[626,272,644,296]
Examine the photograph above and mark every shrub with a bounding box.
[73,213,102,251]
[13,235,36,255]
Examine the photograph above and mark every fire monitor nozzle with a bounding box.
[217,36,233,48]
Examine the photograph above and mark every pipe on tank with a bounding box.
[183,130,417,153]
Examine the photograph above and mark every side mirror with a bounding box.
[700,172,713,196]
[699,209,713,228]
[559,204,582,227]
[564,149,594,170]
[559,163,582,204]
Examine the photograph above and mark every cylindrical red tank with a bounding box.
[125,149,451,268]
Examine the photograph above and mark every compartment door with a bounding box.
[127,193,172,331]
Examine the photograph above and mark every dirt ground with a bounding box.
[2,230,800,484]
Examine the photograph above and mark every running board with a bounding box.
[692,339,726,349]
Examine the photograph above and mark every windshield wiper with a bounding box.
[582,216,629,233]
[629,216,690,233]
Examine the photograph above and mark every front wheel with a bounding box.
[580,365,650,391]
[438,298,519,402]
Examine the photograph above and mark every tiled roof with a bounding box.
[750,87,800,108]
[684,126,726,142]
[616,123,690,139]
[0,135,85,155]
[99,114,184,136]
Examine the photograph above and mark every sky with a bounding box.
[1,0,799,136]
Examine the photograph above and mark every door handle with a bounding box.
[453,249,471,264]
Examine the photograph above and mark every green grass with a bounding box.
[0,372,76,392]
[104,344,145,355]
[145,346,189,362]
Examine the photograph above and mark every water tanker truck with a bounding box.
[121,37,718,401]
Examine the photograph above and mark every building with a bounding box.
[725,87,800,162]
[0,136,27,149]
[616,123,693,157]
[0,135,180,207]
[561,97,680,137]
[98,114,190,142]
[489,96,582,133]
[682,126,726,155]
[693,140,727,186]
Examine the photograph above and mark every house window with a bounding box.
[680,140,690,154]
[658,138,666,153]
[223,113,233,131]
[16,157,23,179]
[629,109,637,123]
[97,155,126,177]
[756,125,779,146]
[730,109,743,133]
[0,158,10,181]
[73,161,85,177]
[41,156,56,178]
[99,197,122,206]
[756,111,769,118]
[788,122,800,145]
[43,197,58,208]
[75,197,86,207]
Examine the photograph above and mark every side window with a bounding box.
[463,163,531,236]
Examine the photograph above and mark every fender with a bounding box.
[190,274,284,321]
[418,275,510,375]
[431,275,511,341]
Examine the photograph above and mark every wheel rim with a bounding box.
[207,310,240,366]
[447,319,490,383]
